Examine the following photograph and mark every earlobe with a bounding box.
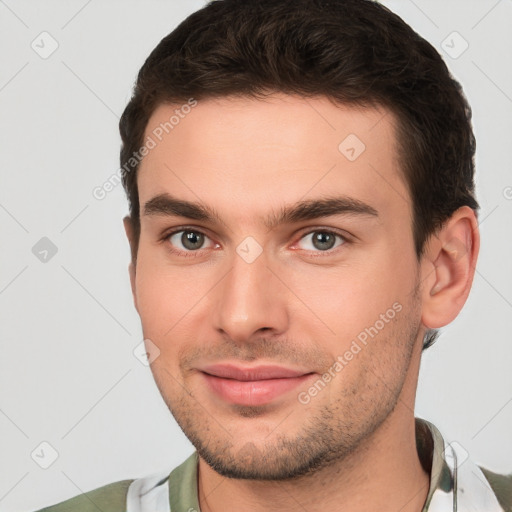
[128,261,138,314]
[123,216,139,313]
[421,206,480,329]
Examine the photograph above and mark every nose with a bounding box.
[211,247,290,344]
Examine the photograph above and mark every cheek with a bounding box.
[280,252,414,345]
[134,258,184,339]
[134,243,188,311]
[133,249,218,354]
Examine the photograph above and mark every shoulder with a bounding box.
[480,466,512,512]
[33,479,134,512]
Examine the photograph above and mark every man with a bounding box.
[36,0,511,510]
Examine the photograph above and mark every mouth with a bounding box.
[199,363,316,406]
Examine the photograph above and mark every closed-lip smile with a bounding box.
[199,363,316,406]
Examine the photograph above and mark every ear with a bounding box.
[123,215,138,313]
[421,206,480,329]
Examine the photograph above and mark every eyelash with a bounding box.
[159,226,350,259]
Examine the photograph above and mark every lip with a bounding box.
[199,363,315,406]
[200,363,310,381]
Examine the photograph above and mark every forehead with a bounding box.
[137,94,410,225]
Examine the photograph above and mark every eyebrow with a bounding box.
[142,192,378,229]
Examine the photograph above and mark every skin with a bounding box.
[123,93,479,512]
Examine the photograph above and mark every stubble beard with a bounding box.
[153,292,422,481]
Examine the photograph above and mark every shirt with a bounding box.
[34,417,512,512]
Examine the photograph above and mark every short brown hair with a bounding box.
[119,0,479,350]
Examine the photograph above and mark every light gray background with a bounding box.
[1,1,511,510]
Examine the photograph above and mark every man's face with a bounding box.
[127,94,425,479]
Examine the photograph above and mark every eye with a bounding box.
[296,230,346,252]
[167,229,217,252]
